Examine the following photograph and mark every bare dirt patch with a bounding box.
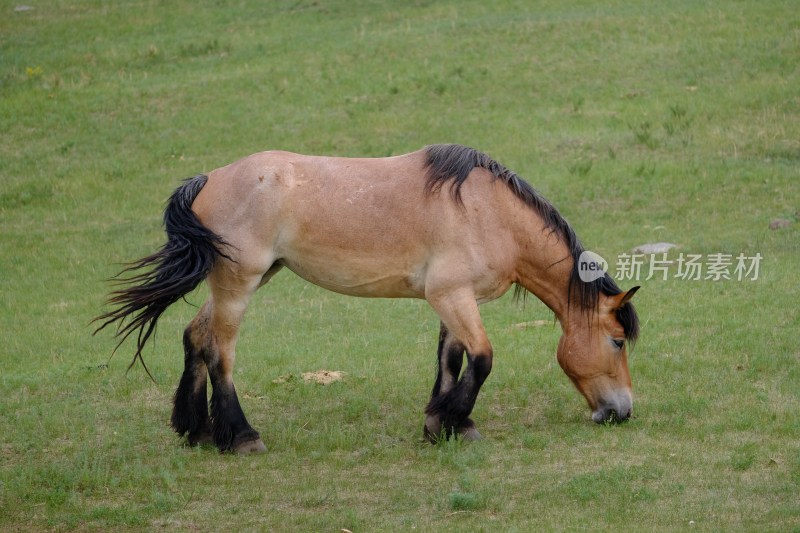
[272,370,347,385]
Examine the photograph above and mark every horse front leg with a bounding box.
[424,290,494,443]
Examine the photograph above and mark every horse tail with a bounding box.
[93,174,232,380]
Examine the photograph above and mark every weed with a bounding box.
[568,158,593,176]
[634,161,656,178]
[630,120,659,149]
[571,95,585,114]
[448,491,484,511]
[731,443,759,471]
[145,44,161,61]
[180,39,229,58]
[25,66,43,80]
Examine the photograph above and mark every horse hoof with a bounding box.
[424,415,443,443]
[459,426,484,441]
[234,438,266,454]
[187,431,213,446]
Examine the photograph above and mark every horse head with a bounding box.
[557,286,640,423]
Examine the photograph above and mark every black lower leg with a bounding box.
[425,352,492,438]
[430,323,465,399]
[208,366,260,452]
[171,329,211,445]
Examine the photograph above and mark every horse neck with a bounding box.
[514,230,576,327]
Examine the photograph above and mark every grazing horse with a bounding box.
[95,144,640,454]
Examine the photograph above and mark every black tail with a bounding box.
[93,174,232,379]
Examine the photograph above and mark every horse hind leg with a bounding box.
[171,246,282,452]
[201,267,271,454]
[171,302,213,446]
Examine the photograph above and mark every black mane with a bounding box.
[423,144,639,342]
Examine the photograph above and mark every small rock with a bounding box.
[632,242,678,254]
[769,218,791,230]
[14,5,34,11]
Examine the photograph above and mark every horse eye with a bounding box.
[612,339,625,350]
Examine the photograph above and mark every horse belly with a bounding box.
[280,251,427,299]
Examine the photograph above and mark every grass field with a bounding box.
[1,0,799,530]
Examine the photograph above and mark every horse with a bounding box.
[94,144,640,454]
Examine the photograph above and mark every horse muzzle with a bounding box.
[591,390,633,424]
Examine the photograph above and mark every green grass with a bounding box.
[1,0,798,530]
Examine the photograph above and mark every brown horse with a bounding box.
[95,144,640,454]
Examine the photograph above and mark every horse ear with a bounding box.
[610,286,640,309]
[619,286,640,307]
